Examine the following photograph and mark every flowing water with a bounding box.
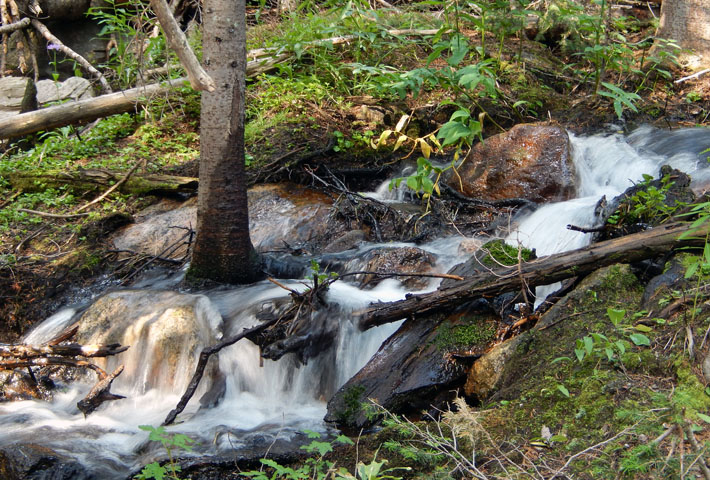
[2,125,709,478]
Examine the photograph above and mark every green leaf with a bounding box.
[436,121,474,147]
[303,440,333,456]
[557,384,570,398]
[629,333,651,346]
[634,324,653,333]
[549,434,568,443]
[605,347,614,361]
[575,348,585,362]
[335,434,354,445]
[685,261,699,279]
[697,412,710,423]
[583,336,594,355]
[552,356,572,363]
[615,340,626,355]
[138,462,167,480]
[606,307,625,326]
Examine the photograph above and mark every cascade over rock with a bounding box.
[74,290,223,396]
[445,123,575,203]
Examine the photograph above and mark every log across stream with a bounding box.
[1,126,710,477]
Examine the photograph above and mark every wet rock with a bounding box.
[325,305,498,429]
[338,246,437,290]
[74,290,223,396]
[111,183,351,259]
[445,123,574,203]
[0,443,90,480]
[322,230,366,253]
[464,334,526,399]
[249,183,349,253]
[641,257,688,313]
[0,370,52,402]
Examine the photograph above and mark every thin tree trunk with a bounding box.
[189,0,262,284]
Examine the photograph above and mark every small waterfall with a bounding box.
[2,125,708,477]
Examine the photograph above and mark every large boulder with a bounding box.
[74,290,223,396]
[445,123,575,203]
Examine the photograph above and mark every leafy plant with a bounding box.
[135,425,193,480]
[243,431,354,480]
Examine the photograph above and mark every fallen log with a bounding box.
[8,169,198,196]
[0,342,128,358]
[358,222,708,330]
[0,77,188,139]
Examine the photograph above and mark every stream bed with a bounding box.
[1,125,709,478]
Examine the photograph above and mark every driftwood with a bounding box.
[1,338,129,415]
[358,222,709,330]
[8,168,198,196]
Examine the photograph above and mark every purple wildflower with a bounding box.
[47,43,61,51]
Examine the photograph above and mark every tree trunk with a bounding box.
[657,0,710,68]
[358,221,708,330]
[189,0,262,284]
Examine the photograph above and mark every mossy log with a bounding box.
[358,222,709,330]
[8,169,198,196]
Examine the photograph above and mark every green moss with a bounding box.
[481,239,533,267]
[336,385,367,425]
[435,316,497,351]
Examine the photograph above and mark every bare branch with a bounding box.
[149,0,215,92]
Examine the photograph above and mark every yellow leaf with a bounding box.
[375,130,393,149]
[428,133,442,151]
[395,114,410,133]
[419,139,431,159]
[434,182,440,195]
[393,134,408,151]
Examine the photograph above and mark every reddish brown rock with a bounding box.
[447,123,575,203]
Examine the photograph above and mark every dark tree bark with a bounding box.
[189,0,262,284]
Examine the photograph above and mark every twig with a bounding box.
[74,160,145,213]
[30,19,112,94]
[267,277,301,295]
[0,190,21,209]
[675,68,710,84]
[17,208,90,219]
[551,424,636,478]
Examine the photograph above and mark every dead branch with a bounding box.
[149,0,215,92]
[30,19,112,94]
[0,342,128,358]
[76,365,125,415]
[16,208,90,218]
[683,422,710,480]
[0,16,28,34]
[358,222,710,330]
[163,318,280,426]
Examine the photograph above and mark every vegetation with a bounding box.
[0,0,709,478]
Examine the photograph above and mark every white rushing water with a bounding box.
[2,125,709,477]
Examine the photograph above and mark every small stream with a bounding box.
[1,125,709,478]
